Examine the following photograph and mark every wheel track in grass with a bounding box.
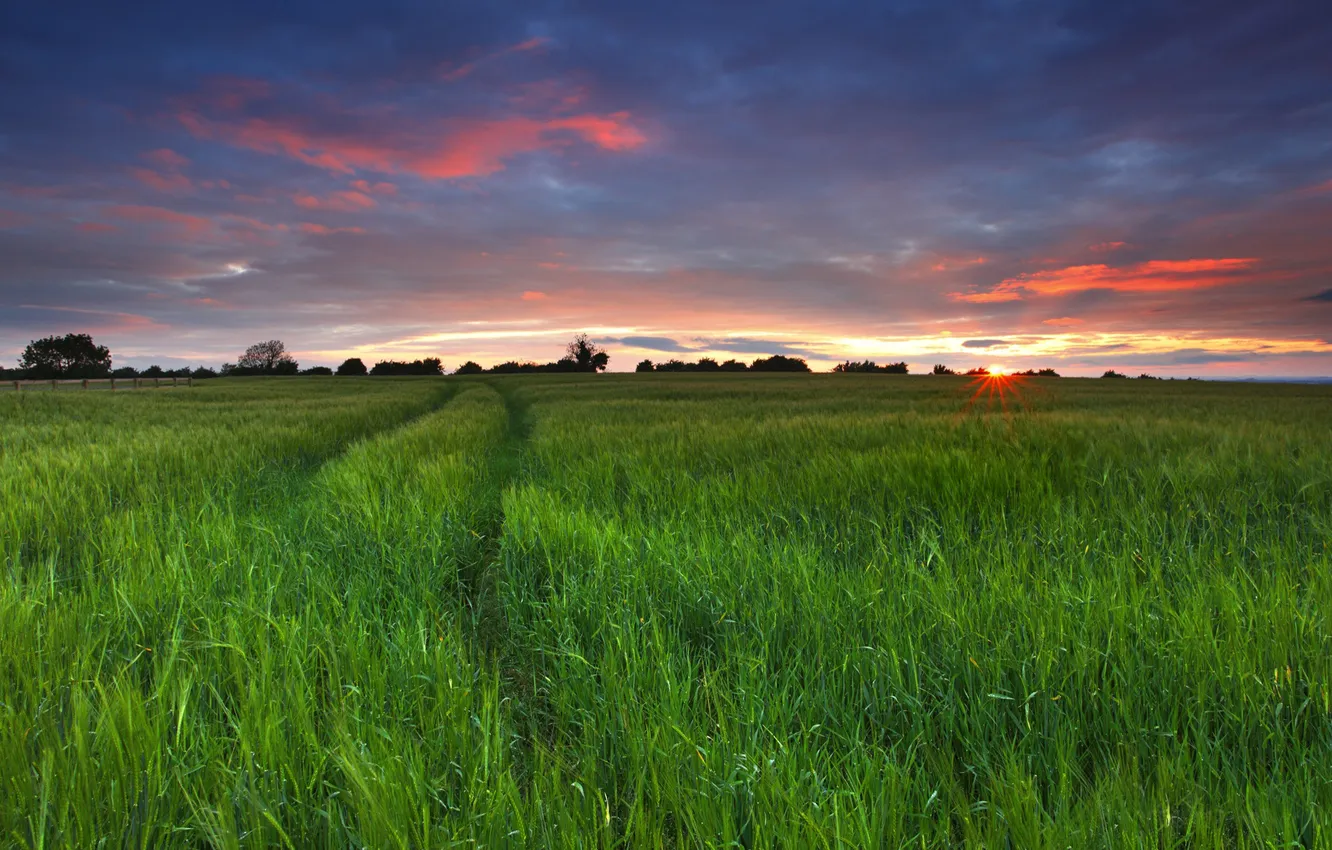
[459,378,532,659]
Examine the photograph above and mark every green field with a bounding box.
[2,375,1330,847]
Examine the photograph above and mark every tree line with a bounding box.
[1,333,612,379]
[5,332,1087,380]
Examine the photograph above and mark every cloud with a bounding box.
[350,180,397,196]
[441,36,550,81]
[1043,317,1084,327]
[612,335,698,352]
[298,223,365,235]
[176,77,647,181]
[1305,288,1332,302]
[143,149,190,170]
[102,204,214,237]
[292,190,376,211]
[694,337,819,357]
[951,258,1263,302]
[521,290,547,300]
[129,167,193,192]
[962,339,1006,348]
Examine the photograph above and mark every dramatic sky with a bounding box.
[3,1,1331,375]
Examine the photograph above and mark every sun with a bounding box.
[987,364,1008,376]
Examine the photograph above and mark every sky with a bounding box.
[2,1,1331,376]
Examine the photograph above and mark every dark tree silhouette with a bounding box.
[932,364,956,375]
[694,357,721,371]
[656,359,688,372]
[454,361,484,375]
[719,359,748,372]
[963,367,989,376]
[19,333,112,378]
[566,334,610,372]
[301,366,334,376]
[191,366,218,379]
[370,358,443,376]
[750,355,810,372]
[112,366,139,378]
[635,359,655,372]
[141,365,166,378]
[1102,370,1128,379]
[833,360,908,374]
[336,357,368,376]
[235,340,299,375]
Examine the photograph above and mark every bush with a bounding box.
[336,358,368,376]
[1102,370,1128,379]
[932,364,956,376]
[301,366,334,376]
[750,355,810,373]
[370,358,444,376]
[833,360,908,374]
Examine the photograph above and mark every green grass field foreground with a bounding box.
[2,375,1330,847]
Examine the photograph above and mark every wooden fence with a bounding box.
[3,377,194,392]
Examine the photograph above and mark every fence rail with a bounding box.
[3,377,194,392]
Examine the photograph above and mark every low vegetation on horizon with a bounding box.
[2,374,1329,845]
[5,332,1143,381]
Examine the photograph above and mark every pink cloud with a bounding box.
[350,179,397,195]
[950,258,1263,302]
[1089,241,1128,253]
[1043,316,1085,327]
[178,87,646,181]
[521,290,548,300]
[292,190,376,211]
[130,167,194,193]
[441,36,551,81]
[103,204,214,237]
[76,221,118,233]
[299,222,366,235]
[143,148,190,170]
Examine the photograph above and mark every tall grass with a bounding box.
[2,374,1330,846]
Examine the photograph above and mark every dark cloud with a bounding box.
[607,336,697,352]
[1305,289,1332,303]
[1,1,1331,372]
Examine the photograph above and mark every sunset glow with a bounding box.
[2,5,1330,376]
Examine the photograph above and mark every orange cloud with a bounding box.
[950,258,1261,302]
[930,256,988,272]
[292,190,376,211]
[521,290,548,300]
[1043,316,1085,327]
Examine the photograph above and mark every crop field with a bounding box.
[2,375,1331,848]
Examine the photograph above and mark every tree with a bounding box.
[19,333,112,378]
[301,366,334,376]
[566,333,610,372]
[191,366,218,379]
[833,360,909,374]
[454,361,484,375]
[932,364,956,376]
[719,359,748,372]
[336,357,368,376]
[750,355,810,372]
[635,359,655,372]
[693,357,721,371]
[964,367,989,376]
[369,358,443,376]
[1102,369,1128,379]
[236,340,299,375]
[141,365,166,378]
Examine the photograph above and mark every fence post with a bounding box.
[154,378,160,389]
[111,378,116,391]
[172,377,178,387]
[82,379,89,390]
[11,381,17,393]
[51,380,57,391]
